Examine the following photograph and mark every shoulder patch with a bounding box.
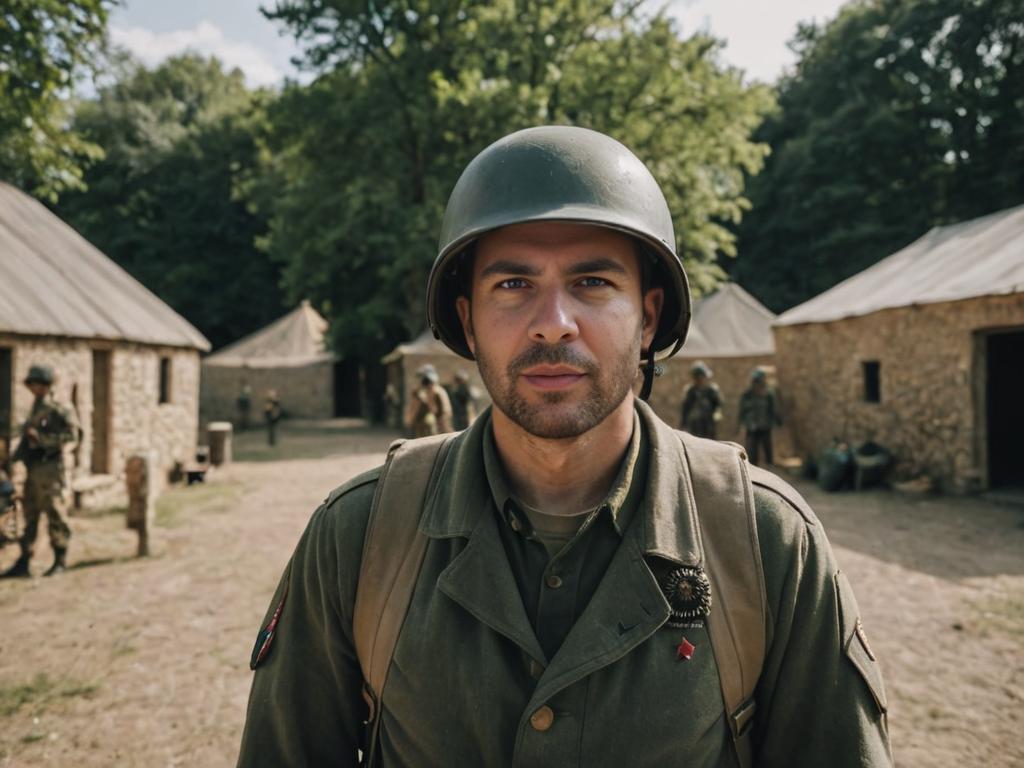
[748,465,819,527]
[323,465,383,507]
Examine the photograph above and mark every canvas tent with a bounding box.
[201,301,360,421]
[774,204,1024,491]
[0,182,209,506]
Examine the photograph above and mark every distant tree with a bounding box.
[733,0,1024,312]
[258,0,774,359]
[56,55,285,349]
[0,0,111,199]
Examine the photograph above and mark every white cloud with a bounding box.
[110,20,283,87]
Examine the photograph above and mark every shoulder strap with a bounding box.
[678,433,767,768]
[352,433,455,731]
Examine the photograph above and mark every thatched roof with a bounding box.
[0,183,209,350]
[204,300,334,368]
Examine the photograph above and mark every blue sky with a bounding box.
[108,0,851,88]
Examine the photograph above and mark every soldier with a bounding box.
[237,383,253,431]
[405,365,453,437]
[1,365,78,578]
[447,370,478,431]
[738,368,782,467]
[238,127,891,766]
[264,390,282,446]
[680,360,723,439]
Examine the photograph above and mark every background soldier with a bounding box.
[237,383,253,431]
[264,390,282,446]
[738,367,782,466]
[406,365,452,437]
[0,365,78,578]
[680,360,722,438]
[447,370,478,431]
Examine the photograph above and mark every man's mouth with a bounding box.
[520,365,587,391]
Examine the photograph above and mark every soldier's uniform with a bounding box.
[739,370,782,467]
[238,127,892,766]
[238,403,891,766]
[2,366,78,577]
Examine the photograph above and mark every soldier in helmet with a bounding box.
[447,370,478,431]
[406,364,453,437]
[680,360,723,439]
[239,128,892,767]
[1,365,79,578]
[739,367,782,467]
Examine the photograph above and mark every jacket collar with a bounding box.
[420,399,703,567]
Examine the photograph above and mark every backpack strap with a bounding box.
[678,432,767,768]
[352,432,456,764]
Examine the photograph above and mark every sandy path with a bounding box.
[0,421,1021,767]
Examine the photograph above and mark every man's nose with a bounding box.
[529,287,579,344]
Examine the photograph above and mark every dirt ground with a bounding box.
[0,420,1021,767]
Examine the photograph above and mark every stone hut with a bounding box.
[381,329,490,429]
[0,182,210,507]
[774,204,1024,492]
[201,301,361,422]
[647,283,786,449]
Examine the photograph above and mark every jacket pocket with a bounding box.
[834,570,888,714]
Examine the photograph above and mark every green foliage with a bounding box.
[56,55,286,349]
[734,0,1024,312]
[258,0,774,358]
[0,0,110,200]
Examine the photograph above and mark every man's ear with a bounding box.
[455,296,476,356]
[641,287,664,350]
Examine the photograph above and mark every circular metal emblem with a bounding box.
[660,566,712,627]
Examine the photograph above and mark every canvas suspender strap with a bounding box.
[352,433,455,766]
[678,432,767,768]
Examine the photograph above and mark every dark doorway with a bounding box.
[91,350,111,474]
[333,360,362,417]
[987,329,1024,488]
[0,348,11,448]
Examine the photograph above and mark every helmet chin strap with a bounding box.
[638,350,662,401]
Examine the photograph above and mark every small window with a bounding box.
[862,361,880,403]
[159,357,172,404]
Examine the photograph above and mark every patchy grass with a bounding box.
[0,674,98,717]
[155,480,243,528]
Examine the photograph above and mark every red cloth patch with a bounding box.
[676,637,695,661]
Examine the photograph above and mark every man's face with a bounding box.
[26,382,49,398]
[456,222,662,439]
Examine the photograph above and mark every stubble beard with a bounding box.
[475,334,642,440]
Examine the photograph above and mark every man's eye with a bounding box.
[497,278,529,289]
[578,277,609,288]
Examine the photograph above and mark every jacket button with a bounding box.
[530,705,555,732]
[545,574,563,589]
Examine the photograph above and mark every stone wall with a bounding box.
[109,344,200,495]
[0,334,201,505]
[200,361,335,424]
[774,293,1024,491]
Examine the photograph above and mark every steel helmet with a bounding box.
[426,126,691,360]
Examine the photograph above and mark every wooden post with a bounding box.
[125,454,154,557]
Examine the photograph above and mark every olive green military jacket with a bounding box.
[238,402,892,767]
[13,396,78,476]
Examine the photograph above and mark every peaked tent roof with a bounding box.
[777,204,1024,327]
[204,300,334,368]
[380,328,452,364]
[382,282,775,363]
[0,183,209,350]
[679,282,776,357]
